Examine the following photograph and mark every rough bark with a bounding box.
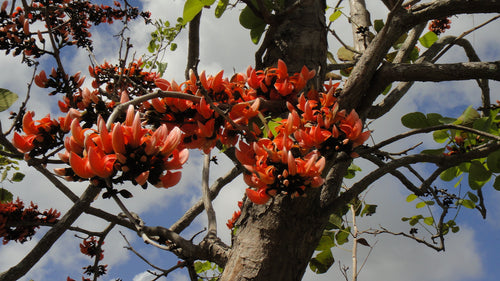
[220,191,330,281]
[260,0,327,88]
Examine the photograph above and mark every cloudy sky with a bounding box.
[0,0,499,280]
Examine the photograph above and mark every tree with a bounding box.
[0,0,499,280]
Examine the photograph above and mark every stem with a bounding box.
[202,152,217,238]
[351,204,358,281]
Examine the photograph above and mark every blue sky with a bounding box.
[1,1,500,281]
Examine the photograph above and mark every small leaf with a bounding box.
[458,199,476,209]
[309,249,334,274]
[486,150,500,173]
[494,176,500,191]
[374,19,384,33]
[381,83,392,95]
[119,189,133,198]
[11,172,25,182]
[182,0,204,24]
[0,188,13,203]
[329,10,342,22]
[316,233,335,251]
[335,227,350,245]
[0,88,19,112]
[250,24,266,44]
[239,5,265,29]
[451,226,460,233]
[423,217,434,226]
[432,130,449,143]
[337,46,355,61]
[467,191,479,203]
[401,112,429,129]
[426,113,443,126]
[215,0,229,18]
[469,160,491,182]
[419,31,438,48]
[440,166,460,181]
[409,46,419,62]
[357,238,370,247]
[360,204,377,217]
[326,213,342,230]
[327,52,337,64]
[406,194,418,202]
[415,201,426,209]
[456,106,480,126]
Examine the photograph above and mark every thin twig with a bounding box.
[202,152,217,238]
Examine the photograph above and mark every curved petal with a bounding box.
[246,188,270,204]
[69,152,95,179]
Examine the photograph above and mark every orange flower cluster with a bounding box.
[79,236,104,260]
[54,105,188,188]
[235,78,370,204]
[12,110,79,157]
[226,201,243,229]
[0,198,60,244]
[429,17,451,35]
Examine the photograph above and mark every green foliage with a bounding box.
[215,0,229,18]
[329,10,342,22]
[337,46,355,61]
[194,260,222,280]
[374,19,384,33]
[309,249,334,274]
[239,3,267,44]
[401,112,443,129]
[0,188,13,203]
[182,0,216,24]
[145,18,184,76]
[344,163,362,179]
[0,88,18,112]
[419,31,438,48]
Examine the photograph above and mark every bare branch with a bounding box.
[170,166,241,234]
[366,227,444,251]
[202,153,217,238]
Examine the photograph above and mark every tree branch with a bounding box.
[329,142,500,213]
[202,153,217,238]
[376,60,500,82]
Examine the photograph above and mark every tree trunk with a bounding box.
[220,191,330,281]
[220,1,329,280]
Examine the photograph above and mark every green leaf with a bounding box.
[344,163,362,179]
[423,217,434,226]
[456,106,480,126]
[157,62,168,77]
[329,10,342,22]
[337,46,355,61]
[11,172,24,182]
[325,213,342,230]
[469,160,491,181]
[239,5,265,29]
[309,249,334,274]
[409,46,420,62]
[409,215,423,226]
[433,130,449,143]
[458,199,476,209]
[182,0,205,24]
[494,176,500,191]
[327,52,337,64]
[426,113,443,126]
[415,201,426,209]
[419,31,438,48]
[215,0,229,18]
[406,194,418,202]
[0,88,18,112]
[360,204,377,216]
[0,188,13,203]
[393,33,408,49]
[374,19,384,33]
[467,191,479,203]
[440,166,460,181]
[316,232,335,251]
[401,112,428,129]
[381,83,392,95]
[335,227,350,245]
[250,24,266,44]
[486,150,500,173]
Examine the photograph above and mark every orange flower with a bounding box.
[246,188,270,204]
